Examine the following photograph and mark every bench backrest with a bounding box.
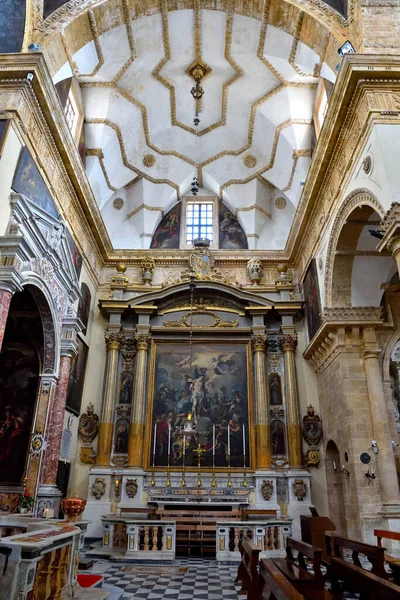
[331,534,386,576]
[260,559,303,600]
[285,537,324,584]
[237,536,261,600]
[374,529,400,545]
[330,557,400,600]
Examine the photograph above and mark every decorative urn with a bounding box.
[61,497,87,521]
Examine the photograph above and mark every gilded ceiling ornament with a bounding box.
[244,154,257,168]
[302,405,323,447]
[275,197,287,210]
[126,479,139,499]
[293,479,307,501]
[363,155,372,175]
[92,478,106,500]
[113,198,124,210]
[78,403,99,444]
[143,154,156,168]
[260,480,274,501]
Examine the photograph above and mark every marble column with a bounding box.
[97,331,125,466]
[363,328,400,504]
[41,354,73,485]
[252,335,271,468]
[0,289,13,353]
[128,334,151,467]
[279,333,303,468]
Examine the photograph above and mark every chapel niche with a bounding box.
[0,289,43,485]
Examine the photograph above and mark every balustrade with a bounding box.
[216,520,291,561]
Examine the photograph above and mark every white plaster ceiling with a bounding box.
[55,8,336,250]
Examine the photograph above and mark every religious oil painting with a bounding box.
[150,204,180,249]
[0,343,39,485]
[65,227,83,279]
[271,420,286,455]
[269,373,283,406]
[303,258,322,341]
[66,336,89,416]
[149,343,251,469]
[77,282,91,336]
[114,418,129,454]
[0,0,26,53]
[12,147,59,218]
[119,372,133,404]
[218,204,248,250]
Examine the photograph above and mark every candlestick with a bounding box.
[242,424,246,456]
[242,454,248,488]
[181,436,186,488]
[227,454,232,487]
[153,423,157,455]
[213,424,215,456]
[165,454,171,487]
[227,424,230,456]
[168,423,171,455]
[150,450,156,486]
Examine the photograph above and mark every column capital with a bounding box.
[251,335,267,353]
[363,348,381,361]
[135,333,152,352]
[278,333,298,352]
[104,330,125,351]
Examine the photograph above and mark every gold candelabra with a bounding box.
[242,455,248,488]
[211,454,217,487]
[165,454,172,487]
[194,443,205,488]
[150,452,156,486]
[180,443,186,488]
[227,455,233,487]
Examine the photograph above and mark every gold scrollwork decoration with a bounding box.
[164,308,238,329]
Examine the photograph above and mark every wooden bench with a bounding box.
[329,556,400,599]
[272,537,325,593]
[234,537,260,599]
[325,534,386,578]
[260,559,303,600]
[375,529,400,582]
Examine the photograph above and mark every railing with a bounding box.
[101,516,176,560]
[216,520,291,561]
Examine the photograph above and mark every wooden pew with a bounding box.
[272,538,325,593]
[375,529,400,582]
[260,559,303,600]
[329,556,400,599]
[326,534,386,578]
[234,537,260,600]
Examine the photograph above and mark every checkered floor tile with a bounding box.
[101,558,240,599]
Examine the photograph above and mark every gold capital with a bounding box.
[251,335,267,353]
[135,334,151,351]
[278,333,298,352]
[104,331,125,351]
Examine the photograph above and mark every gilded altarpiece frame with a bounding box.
[145,340,255,471]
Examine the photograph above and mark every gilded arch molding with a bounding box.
[27,0,351,49]
[324,188,385,309]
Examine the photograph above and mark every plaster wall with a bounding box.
[0,125,22,236]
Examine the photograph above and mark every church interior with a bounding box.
[2,0,400,599]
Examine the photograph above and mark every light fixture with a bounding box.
[337,40,355,58]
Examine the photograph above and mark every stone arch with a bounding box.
[324,189,385,309]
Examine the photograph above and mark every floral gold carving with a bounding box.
[105,331,125,351]
[270,407,285,419]
[164,309,238,329]
[260,480,274,501]
[126,478,139,499]
[251,335,267,353]
[275,197,286,210]
[272,456,288,468]
[135,334,151,352]
[140,256,156,285]
[293,479,307,501]
[143,154,156,168]
[244,154,257,168]
[80,446,96,465]
[78,403,99,444]
[246,257,263,286]
[92,478,106,500]
[306,449,320,468]
[112,455,129,466]
[278,334,298,352]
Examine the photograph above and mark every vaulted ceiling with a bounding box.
[47,0,342,250]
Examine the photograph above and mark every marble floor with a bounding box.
[86,558,241,600]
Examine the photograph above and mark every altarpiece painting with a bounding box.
[66,336,89,416]
[303,258,322,341]
[149,342,251,469]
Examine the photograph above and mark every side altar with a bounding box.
[83,242,315,542]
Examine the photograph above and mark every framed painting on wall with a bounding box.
[12,147,58,218]
[146,341,253,469]
[303,258,322,341]
[77,282,91,336]
[66,336,89,416]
